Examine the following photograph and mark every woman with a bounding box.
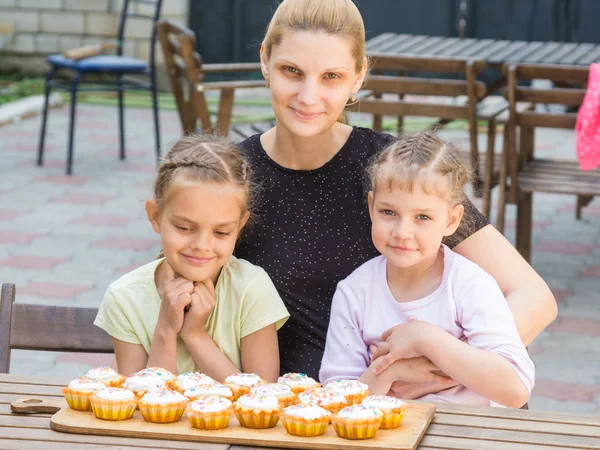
[172,0,556,398]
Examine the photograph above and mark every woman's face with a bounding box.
[262,31,366,138]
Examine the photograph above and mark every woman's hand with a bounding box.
[388,379,460,399]
[378,356,454,385]
[180,278,216,341]
[156,261,194,335]
[370,317,429,374]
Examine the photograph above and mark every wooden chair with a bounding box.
[157,19,274,138]
[0,283,113,373]
[499,63,600,261]
[350,54,508,217]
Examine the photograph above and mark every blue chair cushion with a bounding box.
[47,54,148,73]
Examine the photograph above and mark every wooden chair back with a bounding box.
[157,19,264,137]
[499,63,599,261]
[350,54,488,192]
[0,283,113,373]
[505,63,589,202]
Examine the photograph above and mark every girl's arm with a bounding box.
[415,323,530,408]
[240,324,280,382]
[111,338,148,375]
[182,332,240,381]
[453,224,557,346]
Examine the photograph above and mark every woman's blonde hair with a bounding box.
[263,0,366,74]
[367,130,471,206]
[154,133,254,214]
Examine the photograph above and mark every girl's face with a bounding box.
[368,178,463,270]
[261,31,366,138]
[146,180,249,283]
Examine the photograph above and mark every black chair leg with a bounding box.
[150,70,161,161]
[37,69,55,167]
[66,75,81,176]
[117,75,125,160]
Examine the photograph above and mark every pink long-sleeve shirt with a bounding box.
[319,245,534,406]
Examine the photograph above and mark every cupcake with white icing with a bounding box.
[186,396,233,430]
[184,383,234,401]
[233,394,280,429]
[89,387,138,420]
[224,373,266,400]
[296,387,348,414]
[84,366,125,387]
[280,404,332,437]
[332,404,383,440]
[167,372,216,393]
[62,376,107,411]
[250,383,296,408]
[361,395,407,429]
[277,373,321,395]
[325,379,369,405]
[138,389,189,423]
[122,367,175,398]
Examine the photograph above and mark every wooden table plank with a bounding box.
[470,40,512,61]
[0,426,228,450]
[486,41,529,65]
[0,374,68,386]
[560,43,597,65]
[521,42,563,64]
[365,32,397,52]
[385,35,431,55]
[433,401,600,426]
[0,383,63,397]
[434,412,600,438]
[420,435,579,450]
[577,45,600,65]
[402,36,447,56]
[0,393,60,405]
[427,423,600,449]
[434,38,478,57]
[0,439,160,450]
[373,34,414,53]
[460,39,496,58]
[424,37,461,56]
[539,42,579,64]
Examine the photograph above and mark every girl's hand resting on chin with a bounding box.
[156,261,194,335]
[180,278,216,340]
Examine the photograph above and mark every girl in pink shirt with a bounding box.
[320,131,534,407]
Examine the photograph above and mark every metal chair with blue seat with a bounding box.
[37,0,163,175]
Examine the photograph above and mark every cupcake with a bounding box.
[361,395,407,429]
[62,376,107,411]
[250,383,296,408]
[233,394,280,429]
[138,389,189,423]
[280,404,331,437]
[167,372,216,393]
[332,405,383,440]
[184,383,234,401]
[277,373,321,395]
[186,396,233,430]
[122,367,175,398]
[325,379,369,405]
[296,387,347,415]
[84,366,125,387]
[89,388,137,421]
[225,373,266,400]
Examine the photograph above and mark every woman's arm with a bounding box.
[240,324,280,382]
[453,224,557,346]
[112,338,148,375]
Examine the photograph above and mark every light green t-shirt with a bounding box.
[94,256,289,374]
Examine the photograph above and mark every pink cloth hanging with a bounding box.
[576,63,600,171]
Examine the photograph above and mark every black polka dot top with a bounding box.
[236,126,489,379]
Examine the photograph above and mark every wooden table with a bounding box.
[366,33,600,67]
[1,374,599,449]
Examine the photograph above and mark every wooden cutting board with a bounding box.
[12,398,435,450]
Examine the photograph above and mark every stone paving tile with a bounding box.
[1,103,599,416]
